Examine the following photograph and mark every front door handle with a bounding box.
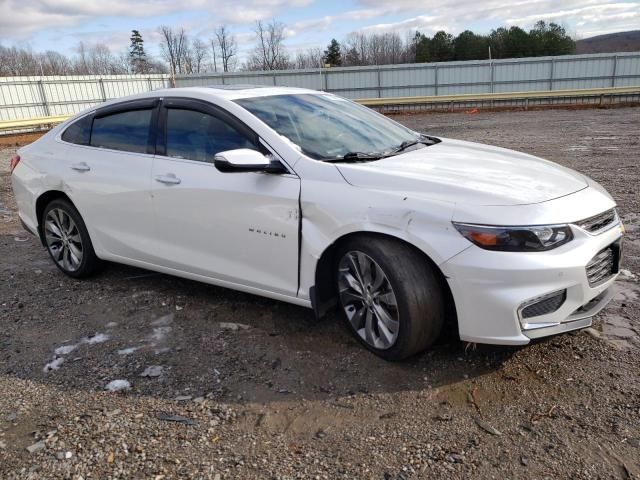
[71,162,90,172]
[154,173,181,185]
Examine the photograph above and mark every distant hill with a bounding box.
[576,30,640,54]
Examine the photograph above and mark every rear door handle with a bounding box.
[71,162,90,172]
[154,174,181,185]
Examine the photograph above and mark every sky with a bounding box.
[1,0,639,62]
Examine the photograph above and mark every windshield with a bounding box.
[234,93,419,160]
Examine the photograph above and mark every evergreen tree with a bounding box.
[414,32,431,63]
[453,30,489,60]
[323,39,342,66]
[529,21,576,56]
[429,31,454,62]
[129,30,147,73]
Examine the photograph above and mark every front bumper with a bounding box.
[441,222,624,345]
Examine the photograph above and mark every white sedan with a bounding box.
[10,86,624,360]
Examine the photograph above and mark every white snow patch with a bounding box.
[85,333,110,344]
[118,347,139,356]
[140,365,164,377]
[105,380,131,392]
[54,344,78,355]
[43,357,64,372]
[105,322,118,328]
[149,326,171,343]
[151,314,174,327]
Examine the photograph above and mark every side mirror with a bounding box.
[213,149,288,174]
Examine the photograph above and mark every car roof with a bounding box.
[150,85,320,101]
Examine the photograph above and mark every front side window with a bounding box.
[90,109,153,153]
[235,94,418,160]
[165,108,256,162]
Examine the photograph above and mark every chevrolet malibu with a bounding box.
[10,86,624,360]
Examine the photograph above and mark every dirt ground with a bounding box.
[1,107,639,479]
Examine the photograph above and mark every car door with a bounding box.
[61,98,158,261]
[149,98,301,297]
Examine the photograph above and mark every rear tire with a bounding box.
[335,236,444,360]
[42,199,102,278]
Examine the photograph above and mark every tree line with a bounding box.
[0,20,575,77]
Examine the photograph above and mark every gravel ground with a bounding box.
[1,107,639,479]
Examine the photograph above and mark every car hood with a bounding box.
[336,138,588,206]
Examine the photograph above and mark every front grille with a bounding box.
[521,290,567,319]
[576,209,617,234]
[586,245,617,286]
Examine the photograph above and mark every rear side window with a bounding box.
[165,108,256,162]
[61,114,92,145]
[90,109,153,153]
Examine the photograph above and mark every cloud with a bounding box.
[345,0,640,38]
[1,0,637,56]
[0,0,313,38]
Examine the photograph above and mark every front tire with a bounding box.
[42,199,101,278]
[335,236,444,360]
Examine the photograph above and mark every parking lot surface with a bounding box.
[1,106,639,479]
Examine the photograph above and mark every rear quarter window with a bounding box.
[61,114,93,145]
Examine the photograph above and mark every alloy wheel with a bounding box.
[337,250,400,350]
[44,208,84,272]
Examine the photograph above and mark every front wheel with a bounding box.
[335,236,444,360]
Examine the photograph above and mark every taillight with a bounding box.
[10,154,21,172]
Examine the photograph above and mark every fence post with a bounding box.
[147,77,153,91]
[323,68,328,92]
[272,73,277,86]
[377,66,382,98]
[489,61,494,94]
[549,58,555,91]
[37,80,51,117]
[611,55,618,87]
[221,73,226,85]
[434,65,438,96]
[98,78,107,101]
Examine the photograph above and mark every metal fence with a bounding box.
[1,52,639,123]
[176,52,640,99]
[0,75,169,121]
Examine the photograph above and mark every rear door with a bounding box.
[61,98,158,261]
[149,98,301,297]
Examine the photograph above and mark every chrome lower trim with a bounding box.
[523,287,615,339]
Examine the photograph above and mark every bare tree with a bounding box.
[191,38,208,73]
[158,25,188,81]
[246,19,290,70]
[42,50,72,75]
[214,25,237,72]
[76,41,90,74]
[209,38,218,72]
[0,42,165,76]
[295,47,323,69]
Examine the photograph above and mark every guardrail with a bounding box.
[357,86,640,106]
[0,115,70,132]
[1,86,638,134]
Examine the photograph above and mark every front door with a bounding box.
[149,98,301,297]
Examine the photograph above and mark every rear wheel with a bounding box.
[42,199,101,278]
[335,236,444,360]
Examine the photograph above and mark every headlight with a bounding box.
[452,222,573,251]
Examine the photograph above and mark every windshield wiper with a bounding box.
[391,135,440,155]
[324,151,385,163]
